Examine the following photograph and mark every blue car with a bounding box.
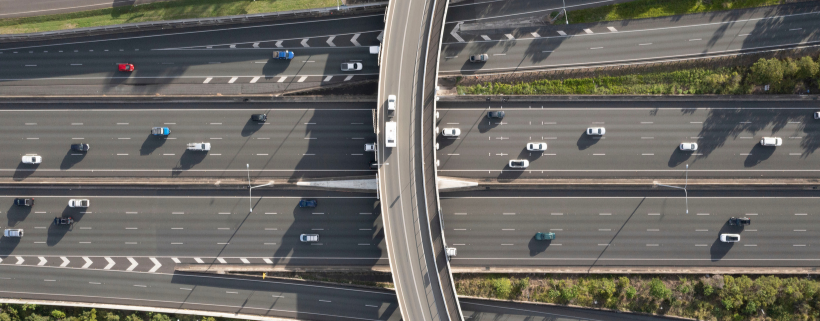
[151,127,170,136]
[273,50,294,60]
[298,199,317,208]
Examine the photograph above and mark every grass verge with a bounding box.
[567,0,787,24]
[457,54,820,95]
[0,0,338,34]
[0,303,240,321]
[455,273,820,321]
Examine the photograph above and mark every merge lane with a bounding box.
[436,107,820,178]
[0,108,376,178]
[442,197,820,267]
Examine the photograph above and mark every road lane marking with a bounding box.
[505,34,515,40]
[228,77,238,83]
[250,77,260,83]
[298,76,308,82]
[689,38,701,41]
[278,77,287,82]
[344,75,353,81]
[326,35,336,47]
[531,32,540,37]
[324,76,333,82]
[351,33,361,46]
[607,27,618,32]
[557,30,567,36]
[583,28,593,34]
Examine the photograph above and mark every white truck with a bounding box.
[187,142,211,151]
[385,122,397,148]
[369,46,380,54]
[4,229,23,237]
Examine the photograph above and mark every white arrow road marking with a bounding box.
[450,23,465,42]
[60,257,69,267]
[297,76,307,82]
[127,257,138,271]
[531,32,541,38]
[172,258,181,264]
[344,75,353,81]
[250,77,260,83]
[38,257,47,266]
[277,76,287,83]
[240,258,250,264]
[480,35,490,41]
[194,257,204,263]
[326,36,336,47]
[275,41,283,48]
[148,258,162,273]
[82,257,93,269]
[104,257,115,270]
[557,30,567,36]
[252,42,260,48]
[301,38,310,47]
[323,76,333,82]
[263,258,273,264]
[15,256,23,265]
[351,33,361,46]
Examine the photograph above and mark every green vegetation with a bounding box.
[458,55,820,95]
[0,0,337,34]
[454,274,820,321]
[567,0,786,24]
[0,304,237,321]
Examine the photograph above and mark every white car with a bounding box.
[508,159,529,168]
[365,143,376,152]
[387,95,396,111]
[300,234,319,242]
[720,234,740,243]
[814,111,820,119]
[679,143,698,151]
[586,127,605,136]
[760,137,782,147]
[341,62,362,71]
[187,142,211,151]
[3,229,23,238]
[68,199,90,208]
[22,155,42,164]
[441,128,461,137]
[527,142,547,151]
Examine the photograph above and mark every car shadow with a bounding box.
[709,221,738,262]
[743,144,775,167]
[241,116,266,137]
[576,132,600,150]
[13,162,37,181]
[47,205,84,246]
[6,203,31,227]
[60,149,86,170]
[437,133,459,149]
[497,164,524,182]
[477,117,500,133]
[667,146,693,168]
[528,234,551,256]
[139,134,167,156]
[0,235,21,257]
[171,150,207,177]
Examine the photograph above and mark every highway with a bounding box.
[436,104,820,178]
[440,2,820,75]
[0,105,376,179]
[441,194,820,268]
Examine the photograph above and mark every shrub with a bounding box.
[649,278,671,300]
[703,284,714,297]
[102,313,120,321]
[625,286,637,299]
[51,310,66,319]
[750,58,784,85]
[492,278,512,299]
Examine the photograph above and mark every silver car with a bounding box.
[586,127,605,135]
[22,155,42,164]
[527,142,547,151]
[760,137,782,146]
[720,234,740,243]
[441,128,461,137]
[300,234,319,242]
[341,62,363,71]
[679,143,698,151]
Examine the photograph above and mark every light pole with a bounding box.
[246,163,273,212]
[654,164,689,214]
[562,0,568,24]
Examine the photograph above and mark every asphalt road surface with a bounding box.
[436,104,820,178]
[0,195,385,272]
[441,195,820,267]
[0,106,376,179]
[441,3,820,75]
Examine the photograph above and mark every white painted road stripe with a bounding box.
[583,28,593,34]
[278,76,287,82]
[324,76,333,82]
[298,76,307,82]
[203,77,212,83]
[344,75,353,81]
[301,38,310,47]
[351,33,361,46]
[148,257,162,273]
[105,257,115,270]
[557,30,567,36]
[607,26,618,32]
[82,257,93,269]
[60,257,69,267]
[327,35,336,47]
[228,77,238,83]
[127,257,138,271]
[530,32,540,38]
[481,35,491,41]
[250,76,260,83]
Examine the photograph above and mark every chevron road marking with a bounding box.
[301,38,310,47]
[252,42,260,48]
[38,257,47,266]
[217,258,227,264]
[15,256,23,265]
[351,33,361,46]
[82,257,93,269]
[557,30,567,36]
[172,258,181,263]
[531,32,541,38]
[344,75,353,81]
[480,35,490,41]
[228,77,238,84]
[60,257,69,267]
[584,28,594,34]
[297,76,308,82]
[194,257,204,263]
[250,76,260,83]
[0,258,3,264]
[240,258,250,264]
[104,257,115,270]
[505,34,515,40]
[275,41,283,48]
[278,76,287,83]
[148,258,162,273]
[127,257,138,271]
[450,23,465,43]
[327,35,336,47]
[263,258,273,264]
[607,26,618,32]
[323,76,333,82]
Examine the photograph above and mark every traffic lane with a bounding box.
[441,197,820,266]
[0,266,402,321]
[0,108,376,178]
[440,9,820,74]
[435,108,820,178]
[0,101,373,110]
[0,48,378,83]
[0,14,385,52]
[0,196,385,260]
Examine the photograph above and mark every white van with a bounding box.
[369,46,380,54]
[387,95,396,111]
[385,122,397,148]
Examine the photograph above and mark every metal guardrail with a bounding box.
[0,1,387,43]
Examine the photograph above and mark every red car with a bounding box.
[118,63,134,72]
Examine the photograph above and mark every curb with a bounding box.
[176,264,391,273]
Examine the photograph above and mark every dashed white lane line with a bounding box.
[278,76,287,83]
[530,32,540,38]
[505,34,515,40]
[557,30,567,36]
[344,75,353,81]
[790,28,803,31]
[228,77,238,84]
[250,76,260,83]
[583,28,593,34]
[481,35,491,41]
[590,47,603,50]
[639,43,652,46]
[607,26,618,32]
[70,63,82,66]
[324,76,333,82]
[689,38,702,41]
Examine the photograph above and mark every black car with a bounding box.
[71,143,90,152]
[14,198,33,206]
[728,217,751,226]
[487,111,505,119]
[251,114,267,122]
[53,217,74,225]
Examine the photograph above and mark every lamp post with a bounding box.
[654,164,689,214]
[562,0,568,24]
[246,163,273,212]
